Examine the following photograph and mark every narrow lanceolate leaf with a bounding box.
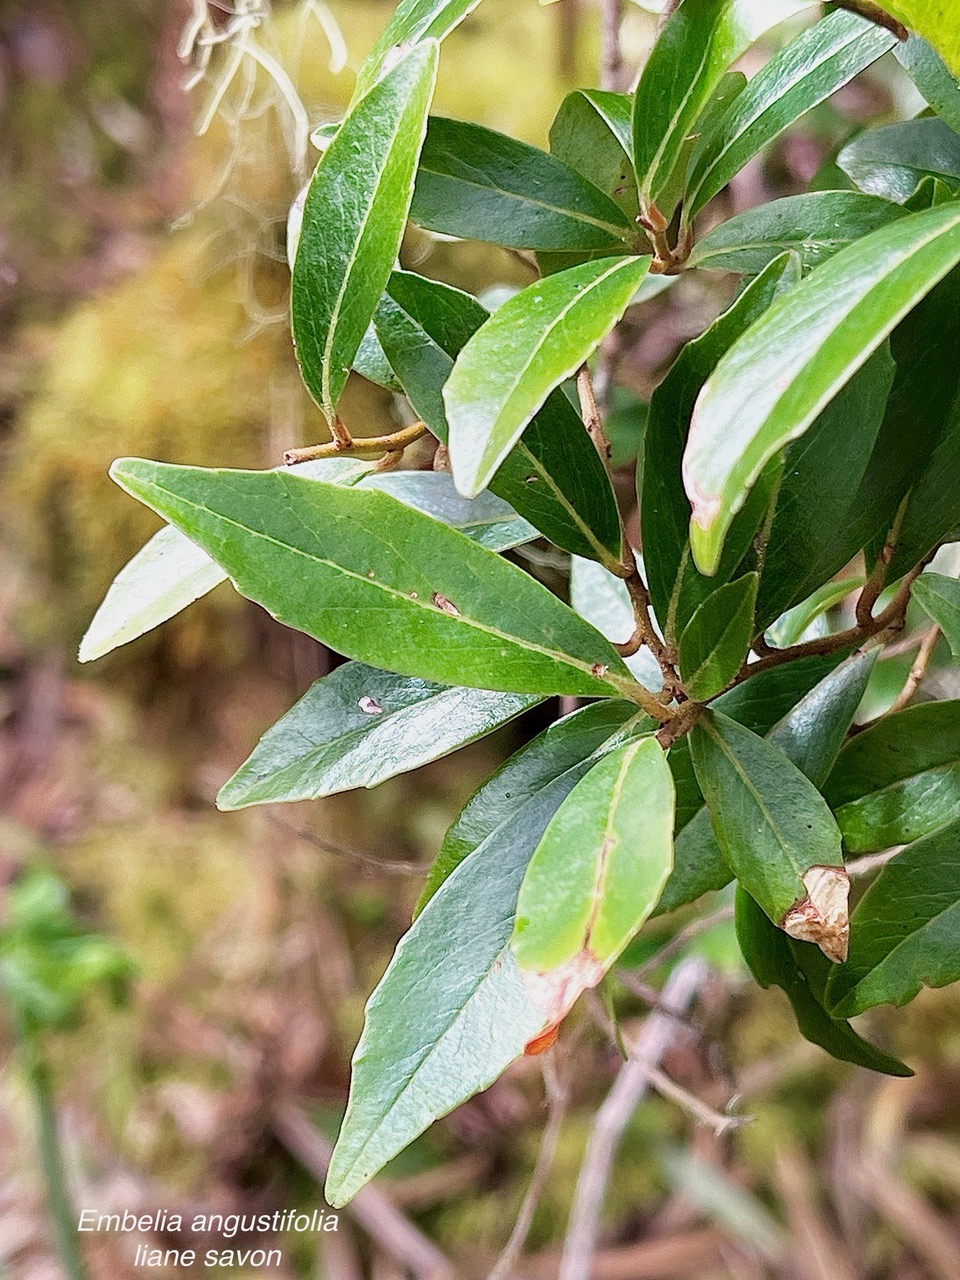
[824,701,960,851]
[685,10,896,220]
[327,702,642,1204]
[110,461,635,700]
[409,118,638,251]
[513,739,674,1028]
[549,90,638,220]
[632,0,817,212]
[691,710,848,961]
[658,653,862,917]
[683,202,960,575]
[839,118,960,204]
[913,573,960,656]
[374,271,623,565]
[765,577,865,650]
[291,42,438,421]
[361,471,536,552]
[217,663,540,809]
[642,254,799,645]
[417,701,644,915]
[896,36,960,134]
[736,887,912,1075]
[354,0,482,97]
[688,191,906,276]
[827,821,960,1017]
[79,457,373,663]
[79,526,226,664]
[325,796,548,1207]
[445,256,650,498]
[679,573,758,700]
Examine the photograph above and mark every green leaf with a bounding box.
[325,789,548,1207]
[688,191,906,276]
[756,346,896,628]
[896,36,960,134]
[79,457,373,663]
[838,118,960,203]
[657,652,859,917]
[417,700,645,915]
[765,576,865,650]
[549,90,638,219]
[827,820,960,1016]
[291,42,438,421]
[354,0,482,98]
[410,118,637,251]
[886,268,960,576]
[736,886,912,1075]
[691,710,847,959]
[684,202,960,575]
[569,556,664,690]
[875,1,960,79]
[445,256,650,498]
[79,526,225,664]
[912,572,960,655]
[642,253,800,644]
[679,573,758,700]
[685,10,896,220]
[824,700,960,851]
[513,739,674,1022]
[374,271,624,565]
[110,460,636,700]
[632,0,817,213]
[217,663,540,809]
[361,471,536,552]
[353,321,401,391]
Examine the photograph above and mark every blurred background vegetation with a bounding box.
[0,2,959,1277]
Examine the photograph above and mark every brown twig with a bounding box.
[486,1054,570,1280]
[284,421,427,465]
[885,624,941,716]
[273,1104,455,1280]
[577,365,612,459]
[558,959,708,1280]
[632,905,736,982]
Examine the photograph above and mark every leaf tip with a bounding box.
[782,866,850,964]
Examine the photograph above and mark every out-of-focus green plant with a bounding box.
[1,870,132,1280]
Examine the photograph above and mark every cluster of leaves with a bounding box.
[82,0,960,1208]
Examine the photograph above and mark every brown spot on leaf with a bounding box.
[432,592,461,616]
[591,663,609,678]
[522,951,607,1028]
[524,1023,561,1056]
[782,866,850,963]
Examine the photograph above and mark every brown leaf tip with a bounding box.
[522,951,607,1030]
[782,866,850,964]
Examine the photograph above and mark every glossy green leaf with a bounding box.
[896,36,960,134]
[827,820,960,1017]
[110,460,636,700]
[824,701,960,851]
[79,457,373,663]
[632,0,817,212]
[361,471,536,552]
[642,253,800,644]
[417,701,645,915]
[326,784,551,1207]
[685,10,895,220]
[765,577,864,650]
[684,202,960,575]
[410,118,637,251]
[839,118,960,203]
[886,268,960,576]
[218,663,539,809]
[550,91,636,218]
[513,739,674,1021]
[688,191,906,276]
[756,346,896,628]
[354,0,482,98]
[876,1,960,79]
[736,886,912,1075]
[291,42,438,421]
[912,572,960,655]
[657,652,858,917]
[445,256,650,498]
[353,322,401,391]
[569,557,664,690]
[374,271,623,565]
[691,710,846,957]
[679,573,758,700]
